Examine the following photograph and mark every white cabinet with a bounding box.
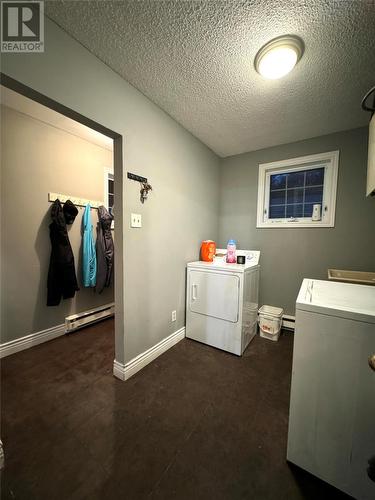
[367,114,375,196]
[287,279,375,500]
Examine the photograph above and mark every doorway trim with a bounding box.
[0,72,125,372]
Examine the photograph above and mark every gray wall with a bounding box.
[1,18,220,362]
[1,106,114,343]
[219,127,375,315]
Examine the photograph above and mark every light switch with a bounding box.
[131,213,142,228]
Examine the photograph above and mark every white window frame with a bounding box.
[104,166,114,229]
[256,150,339,228]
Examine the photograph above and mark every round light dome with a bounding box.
[255,35,304,80]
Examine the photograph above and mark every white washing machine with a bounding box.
[186,250,260,355]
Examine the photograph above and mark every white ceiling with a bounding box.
[46,1,375,157]
[1,86,113,150]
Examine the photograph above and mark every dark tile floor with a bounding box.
[1,319,351,499]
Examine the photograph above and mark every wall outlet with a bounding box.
[171,310,177,322]
[130,213,142,228]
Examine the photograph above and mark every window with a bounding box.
[256,151,339,228]
[107,173,114,215]
[104,167,114,227]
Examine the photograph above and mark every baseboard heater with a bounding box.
[282,314,295,331]
[65,302,115,333]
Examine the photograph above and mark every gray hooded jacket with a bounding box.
[96,206,114,293]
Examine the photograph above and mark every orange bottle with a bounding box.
[200,240,216,262]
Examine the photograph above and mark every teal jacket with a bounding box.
[82,204,96,287]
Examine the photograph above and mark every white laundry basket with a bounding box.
[258,305,284,341]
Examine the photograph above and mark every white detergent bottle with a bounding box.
[226,239,237,263]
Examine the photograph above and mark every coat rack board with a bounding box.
[48,192,104,209]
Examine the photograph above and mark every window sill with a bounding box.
[257,221,335,228]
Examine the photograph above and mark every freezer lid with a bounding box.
[297,279,375,323]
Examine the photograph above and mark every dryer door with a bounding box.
[189,270,240,323]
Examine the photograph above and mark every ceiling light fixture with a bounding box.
[254,35,304,80]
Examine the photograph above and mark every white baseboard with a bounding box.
[113,326,186,381]
[0,323,65,358]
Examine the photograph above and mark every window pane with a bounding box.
[286,204,303,218]
[270,173,286,190]
[303,203,316,217]
[268,166,325,221]
[286,171,305,188]
[270,189,286,205]
[108,179,114,194]
[287,188,304,204]
[306,167,324,186]
[305,186,323,203]
[269,205,285,219]
[108,194,114,208]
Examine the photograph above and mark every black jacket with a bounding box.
[47,199,79,306]
[96,206,114,293]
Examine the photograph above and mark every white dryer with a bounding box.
[186,250,260,355]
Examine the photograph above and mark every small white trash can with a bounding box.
[258,305,284,341]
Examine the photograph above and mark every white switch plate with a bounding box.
[131,213,142,228]
[171,310,176,322]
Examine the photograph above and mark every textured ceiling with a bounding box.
[46,0,375,157]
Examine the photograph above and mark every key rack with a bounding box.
[127,172,148,183]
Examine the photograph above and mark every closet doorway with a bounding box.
[0,74,124,372]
